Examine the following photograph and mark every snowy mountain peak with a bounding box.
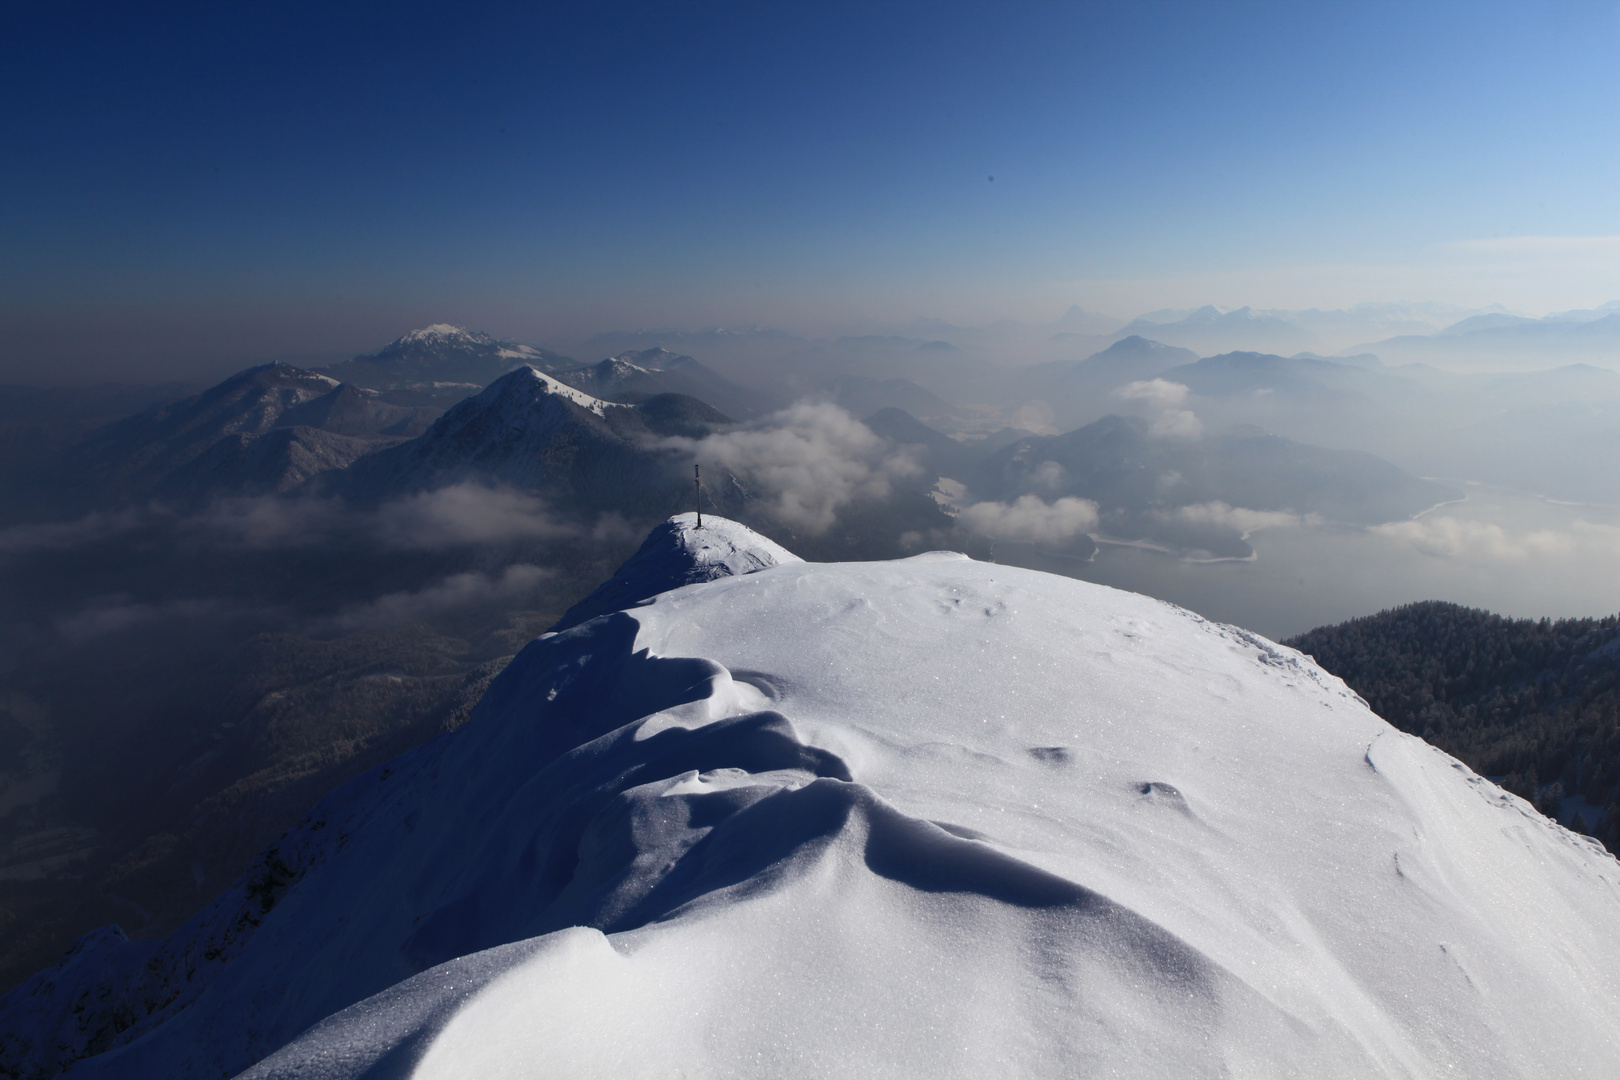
[553,513,801,631]
[611,346,685,369]
[393,324,493,346]
[473,364,615,417]
[597,357,651,379]
[228,361,342,389]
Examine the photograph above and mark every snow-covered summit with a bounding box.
[329,327,574,393]
[332,366,734,506]
[553,512,800,631]
[6,522,1620,1078]
[546,347,775,419]
[474,363,615,417]
[599,356,651,379]
[393,323,495,346]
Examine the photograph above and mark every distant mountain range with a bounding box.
[962,413,1459,558]
[38,329,1469,562]
[337,367,737,517]
[1003,336,1202,428]
[24,314,1618,526]
[1104,302,1498,356]
[547,347,778,420]
[1346,305,1620,369]
[324,324,573,396]
[66,363,440,506]
[1139,350,1620,502]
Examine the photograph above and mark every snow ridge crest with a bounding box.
[552,513,800,631]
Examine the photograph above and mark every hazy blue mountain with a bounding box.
[1114,305,1314,354]
[0,382,197,524]
[1160,351,1388,405]
[154,426,396,502]
[1063,335,1200,383]
[998,336,1202,428]
[1349,309,1620,369]
[336,367,736,515]
[69,366,348,498]
[326,325,574,394]
[1104,303,1506,356]
[819,374,960,421]
[974,414,1459,557]
[276,382,439,438]
[1435,312,1540,336]
[573,327,806,387]
[1127,350,1620,501]
[860,407,981,480]
[550,348,777,419]
[1545,300,1620,323]
[65,363,441,506]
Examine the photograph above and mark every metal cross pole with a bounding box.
[694,464,702,528]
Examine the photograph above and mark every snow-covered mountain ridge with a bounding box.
[325,325,573,392]
[334,366,738,513]
[5,517,1620,1078]
[551,512,800,632]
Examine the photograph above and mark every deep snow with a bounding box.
[6,516,1619,1079]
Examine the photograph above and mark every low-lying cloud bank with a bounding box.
[1115,379,1203,438]
[201,485,629,551]
[0,485,628,643]
[1372,515,1620,563]
[0,484,630,559]
[663,402,923,534]
[330,564,553,631]
[54,597,241,644]
[957,495,1100,544]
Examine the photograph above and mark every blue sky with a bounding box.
[2,1,1616,380]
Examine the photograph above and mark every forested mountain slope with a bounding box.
[1287,601,1620,851]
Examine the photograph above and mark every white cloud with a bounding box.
[1370,516,1620,563]
[193,497,343,548]
[1114,379,1202,437]
[54,597,231,643]
[1009,400,1059,435]
[663,402,923,534]
[957,495,1099,545]
[369,485,579,550]
[331,564,552,631]
[0,510,149,557]
[1175,502,1306,534]
[1149,410,1203,438]
[1031,460,1067,492]
[1115,379,1190,409]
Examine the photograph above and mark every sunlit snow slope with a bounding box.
[10,516,1620,1079]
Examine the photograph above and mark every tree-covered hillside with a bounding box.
[1287,601,1620,854]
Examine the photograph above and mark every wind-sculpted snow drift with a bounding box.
[5,517,1620,1078]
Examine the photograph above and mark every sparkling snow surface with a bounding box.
[69,519,1620,1077]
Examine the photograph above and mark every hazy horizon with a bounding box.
[3,1,1616,384]
[3,297,1616,388]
